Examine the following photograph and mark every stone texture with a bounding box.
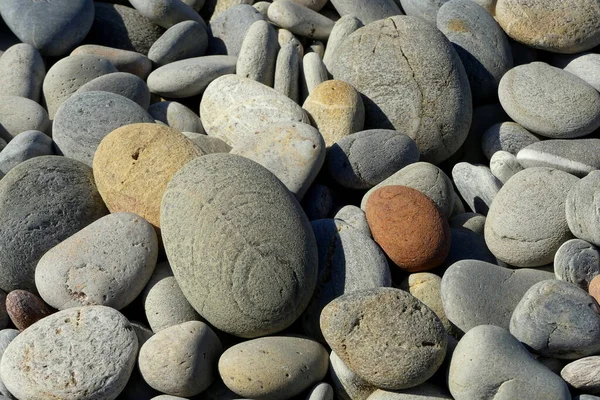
[367,385,452,400]
[518,139,600,177]
[590,275,600,304]
[149,101,204,134]
[553,52,600,92]
[334,206,371,237]
[0,130,53,177]
[490,150,523,184]
[208,5,266,56]
[236,20,279,87]
[6,290,54,331]
[452,162,502,215]
[481,122,539,159]
[0,329,18,399]
[274,43,302,103]
[399,0,448,24]
[566,170,600,247]
[183,132,231,154]
[329,351,376,400]
[561,356,600,394]
[268,0,335,41]
[554,239,600,290]
[0,44,45,102]
[75,72,151,109]
[330,0,402,24]
[449,212,485,234]
[401,273,451,333]
[71,44,153,79]
[0,96,50,142]
[301,52,328,97]
[128,0,206,29]
[149,21,209,67]
[322,16,363,73]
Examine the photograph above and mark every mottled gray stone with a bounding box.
[0,329,18,399]
[441,260,554,333]
[452,162,502,215]
[566,171,600,247]
[268,0,335,41]
[511,279,600,359]
[554,239,600,290]
[517,139,600,177]
[329,351,376,400]
[0,130,53,175]
[481,122,539,159]
[148,21,208,67]
[301,52,328,97]
[208,5,266,56]
[499,62,600,138]
[0,44,44,102]
[448,325,571,400]
[274,43,302,103]
[0,97,50,142]
[330,0,401,24]
[449,212,485,234]
[0,306,138,400]
[334,205,371,237]
[322,16,363,73]
[53,91,154,166]
[0,0,94,56]
[149,101,204,134]
[490,150,523,183]
[331,16,472,164]
[327,130,419,190]
[367,384,452,400]
[236,20,278,87]
[0,156,108,292]
[129,0,205,29]
[306,383,334,400]
[71,45,153,80]
[553,52,600,92]
[161,154,318,338]
[561,356,600,394]
[321,287,447,390]
[76,72,151,109]
[399,0,448,24]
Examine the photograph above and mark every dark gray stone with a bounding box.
[76,72,151,109]
[518,139,600,177]
[302,184,333,221]
[554,239,600,290]
[148,21,208,67]
[208,5,266,56]
[0,130,54,175]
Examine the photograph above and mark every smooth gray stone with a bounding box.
[482,121,539,159]
[149,101,204,134]
[71,45,153,80]
[561,356,600,394]
[147,55,237,98]
[301,52,328,98]
[0,130,54,175]
[334,205,371,237]
[0,139,6,153]
[452,162,502,215]
[490,150,524,183]
[274,43,301,103]
[361,162,455,219]
[302,219,391,341]
[302,184,333,221]
[1,306,138,400]
[575,396,600,400]
[86,3,165,55]
[139,321,222,397]
[449,212,485,234]
[128,0,206,29]
[268,0,335,41]
[254,1,271,15]
[0,44,44,102]
[42,54,118,119]
[322,16,363,74]
[208,5,266,56]
[75,72,151,109]
[441,260,554,333]
[437,0,512,103]
[367,384,452,400]
[554,239,600,290]
[0,0,94,56]
[236,20,278,87]
[0,97,50,142]
[148,21,208,67]
[329,351,376,400]
[0,329,18,399]
[443,228,497,268]
[327,129,420,190]
[53,91,154,166]
[306,383,334,400]
[0,156,108,292]
[35,212,158,311]
[485,167,579,267]
[512,279,600,359]
[566,171,600,247]
[330,16,472,164]
[330,0,402,24]
[321,287,447,390]
[161,154,318,338]
[448,325,571,400]
[399,0,448,24]
[499,62,600,138]
[182,132,231,153]
[553,52,600,92]
[517,139,600,177]
[142,262,202,333]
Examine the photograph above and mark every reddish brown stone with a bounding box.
[6,290,55,331]
[365,185,451,272]
[589,275,600,305]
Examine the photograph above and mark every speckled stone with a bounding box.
[566,170,600,247]
[554,239,600,290]
[481,122,539,159]
[75,72,151,109]
[329,351,376,400]
[236,20,278,87]
[0,44,45,102]
[401,273,452,333]
[208,5,266,56]
[553,52,600,92]
[322,16,362,73]
[71,44,153,79]
[268,0,335,41]
[517,139,600,177]
[149,101,204,134]
[274,43,302,103]
[452,162,502,215]
[128,0,206,29]
[0,97,50,143]
[148,21,208,67]
[5,290,54,331]
[561,356,600,394]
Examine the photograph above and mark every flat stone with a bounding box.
[566,170,600,247]
[490,150,523,183]
[322,16,363,73]
[161,154,318,338]
[148,21,208,67]
[481,122,539,159]
[208,5,266,56]
[0,44,44,102]
[330,0,401,24]
[0,96,49,142]
[440,260,553,333]
[0,130,53,176]
[6,290,53,331]
[268,0,335,41]
[236,20,278,87]
[561,356,600,394]
[128,0,206,29]
[452,162,502,215]
[75,72,151,109]
[149,101,204,134]
[554,239,600,290]
[219,336,328,400]
[517,139,600,177]
[448,325,570,400]
[71,44,153,80]
[329,351,376,400]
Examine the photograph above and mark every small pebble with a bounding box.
[148,21,208,67]
[129,0,205,30]
[5,290,53,331]
[0,130,53,176]
[448,212,486,234]
[554,239,600,290]
[561,356,600,394]
[71,45,153,79]
[148,101,204,134]
[452,162,502,215]
[0,96,50,142]
[490,150,524,183]
[268,0,335,41]
[481,122,539,159]
[75,72,151,109]
[329,351,376,400]
[0,44,45,102]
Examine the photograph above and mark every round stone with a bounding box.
[366,186,451,272]
[481,122,539,159]
[208,5,266,56]
[0,130,54,176]
[566,171,600,247]
[561,356,600,394]
[449,212,486,234]
[554,239,600,290]
[0,329,18,398]
[93,123,202,230]
[6,290,54,331]
[148,101,204,134]
[236,20,279,87]
[306,383,334,400]
[490,150,523,184]
[128,0,205,29]
[161,154,318,338]
[75,72,151,109]
[71,44,153,79]
[0,306,138,400]
[0,96,50,142]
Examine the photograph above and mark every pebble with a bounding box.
[268,0,335,41]
[219,336,329,400]
[0,96,50,142]
[331,16,472,164]
[553,52,600,92]
[129,0,205,30]
[182,132,231,153]
[0,44,45,102]
[561,356,600,394]
[53,91,154,166]
[1,306,138,400]
[566,171,600,247]
[554,239,600,290]
[495,0,600,54]
[481,122,539,160]
[448,325,571,400]
[254,1,271,15]
[201,74,309,147]
[517,139,600,177]
[274,43,302,103]
[139,321,222,397]
[485,167,579,267]
[42,54,118,119]
[236,20,279,87]
[148,101,205,134]
[334,206,371,237]
[321,287,447,390]
[302,52,328,97]
[35,212,158,310]
[0,156,108,292]
[142,262,201,333]
[498,62,600,138]
[436,0,513,103]
[490,150,524,183]
[0,0,95,56]
[148,21,208,67]
[330,0,402,25]
[93,123,201,230]
[307,383,334,400]
[399,0,447,24]
[161,154,318,338]
[401,273,452,333]
[5,290,53,331]
[329,351,376,400]
[322,16,363,73]
[75,72,151,109]
[452,162,502,215]
[71,45,153,79]
[326,129,419,190]
[208,5,266,56]
[303,218,391,340]
[448,212,486,234]
[440,260,553,333]
[230,122,325,200]
[0,329,18,399]
[367,384,452,400]
[511,279,600,359]
[307,40,325,58]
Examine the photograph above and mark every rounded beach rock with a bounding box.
[0,306,138,400]
[6,290,54,331]
[148,21,208,67]
[236,20,279,87]
[75,72,151,110]
[0,156,108,292]
[219,336,329,400]
[554,239,600,290]
[561,356,600,394]
[0,43,45,102]
[401,273,451,333]
[268,0,335,41]
[399,0,448,24]
[322,16,363,73]
[161,154,318,338]
[208,5,266,56]
[274,43,301,103]
[128,0,205,29]
[554,52,600,92]
[330,15,472,164]
[481,122,539,160]
[321,287,447,390]
[366,186,451,272]
[71,44,153,79]
[0,97,50,142]
[149,101,204,134]
[566,171,600,247]
[517,139,600,177]
[0,130,54,175]
[485,167,579,267]
[307,383,334,400]
[330,0,401,25]
[329,351,376,400]
[93,123,202,230]
[490,150,523,184]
